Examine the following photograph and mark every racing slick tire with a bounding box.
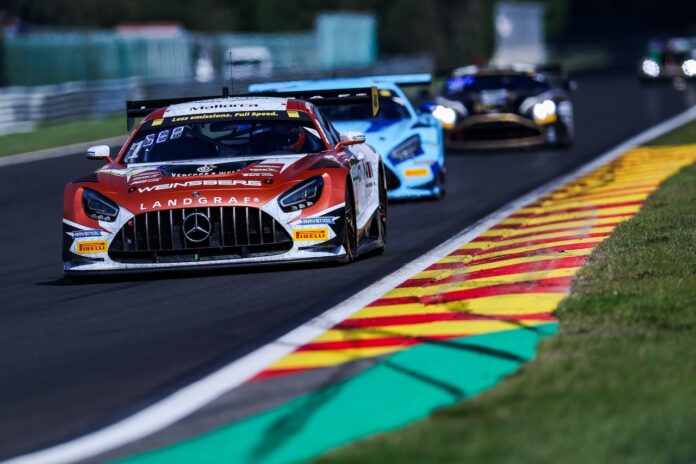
[341,181,359,263]
[374,164,388,254]
[436,168,447,199]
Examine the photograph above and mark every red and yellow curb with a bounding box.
[256,144,696,380]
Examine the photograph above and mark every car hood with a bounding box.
[334,119,417,153]
[93,154,323,212]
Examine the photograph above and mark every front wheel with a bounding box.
[341,182,358,263]
[436,167,447,199]
[375,165,388,253]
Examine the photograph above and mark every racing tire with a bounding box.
[341,181,358,263]
[375,164,388,254]
[436,168,447,199]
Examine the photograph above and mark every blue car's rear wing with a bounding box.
[249,73,432,93]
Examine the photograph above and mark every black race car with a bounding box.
[639,37,696,81]
[427,64,575,150]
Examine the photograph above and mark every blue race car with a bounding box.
[249,74,446,199]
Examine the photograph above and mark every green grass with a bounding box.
[317,126,696,463]
[0,114,126,157]
[648,119,696,146]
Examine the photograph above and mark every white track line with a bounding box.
[0,135,127,168]
[7,105,696,464]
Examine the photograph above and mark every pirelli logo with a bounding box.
[77,240,107,254]
[293,228,328,242]
[404,167,429,177]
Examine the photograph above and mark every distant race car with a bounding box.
[62,87,387,275]
[250,74,446,199]
[639,37,696,80]
[427,64,575,150]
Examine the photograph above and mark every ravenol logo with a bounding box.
[299,217,335,225]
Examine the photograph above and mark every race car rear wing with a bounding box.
[250,74,432,93]
[368,73,432,87]
[126,86,379,130]
[254,86,379,117]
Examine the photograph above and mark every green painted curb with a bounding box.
[120,323,558,464]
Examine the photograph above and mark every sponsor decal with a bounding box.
[76,240,107,254]
[293,228,329,241]
[151,118,164,126]
[299,217,335,225]
[158,162,247,178]
[247,167,280,173]
[143,134,155,147]
[379,89,392,97]
[156,130,169,144]
[136,179,262,193]
[170,111,281,123]
[364,162,374,178]
[128,170,162,185]
[151,112,311,127]
[404,167,429,177]
[68,229,103,238]
[139,196,261,210]
[241,172,274,177]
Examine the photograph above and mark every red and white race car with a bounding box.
[62,88,387,274]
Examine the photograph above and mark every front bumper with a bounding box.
[384,147,444,200]
[63,205,347,274]
[445,113,557,150]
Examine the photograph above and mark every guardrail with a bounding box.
[0,55,433,136]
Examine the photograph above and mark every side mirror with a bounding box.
[335,139,364,150]
[420,102,436,113]
[340,132,366,143]
[335,131,365,149]
[86,145,110,161]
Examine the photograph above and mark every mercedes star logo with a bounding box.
[182,212,211,243]
[196,164,216,173]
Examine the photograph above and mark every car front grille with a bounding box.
[109,207,293,264]
[454,122,541,141]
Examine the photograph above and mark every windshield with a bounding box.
[444,73,550,95]
[122,119,325,164]
[321,93,410,121]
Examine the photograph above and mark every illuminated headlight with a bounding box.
[682,59,696,77]
[642,59,660,78]
[532,100,557,125]
[390,135,422,162]
[82,189,119,222]
[278,176,323,212]
[431,105,457,129]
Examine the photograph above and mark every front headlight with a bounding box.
[682,59,696,77]
[278,176,323,212]
[389,135,422,162]
[431,105,457,129]
[532,100,557,125]
[642,59,660,78]
[82,189,119,222]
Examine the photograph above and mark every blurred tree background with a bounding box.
[3,0,696,68]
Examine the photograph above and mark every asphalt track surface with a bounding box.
[1,71,695,461]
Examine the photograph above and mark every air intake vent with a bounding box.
[311,158,342,170]
[109,207,293,264]
[72,173,98,183]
